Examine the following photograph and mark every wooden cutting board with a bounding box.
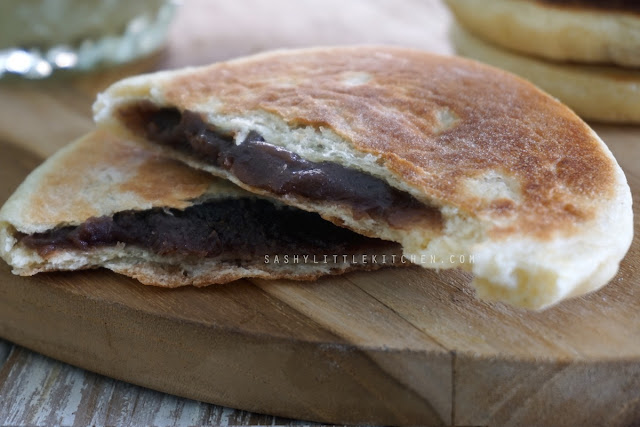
[0,1,639,426]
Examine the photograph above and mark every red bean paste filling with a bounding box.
[119,102,441,228]
[535,0,640,13]
[19,198,401,260]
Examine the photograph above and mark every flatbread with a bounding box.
[445,0,640,67]
[450,24,640,123]
[0,130,402,286]
[93,46,633,309]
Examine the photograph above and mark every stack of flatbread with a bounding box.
[446,0,640,123]
[0,46,633,309]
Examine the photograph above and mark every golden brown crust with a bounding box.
[157,47,615,238]
[2,130,221,231]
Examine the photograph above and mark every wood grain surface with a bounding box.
[0,347,319,426]
[0,1,639,426]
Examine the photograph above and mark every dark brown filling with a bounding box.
[18,198,401,261]
[534,0,640,13]
[119,102,442,229]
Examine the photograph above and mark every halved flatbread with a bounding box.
[94,46,633,308]
[0,130,402,286]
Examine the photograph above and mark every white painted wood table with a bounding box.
[0,0,453,425]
